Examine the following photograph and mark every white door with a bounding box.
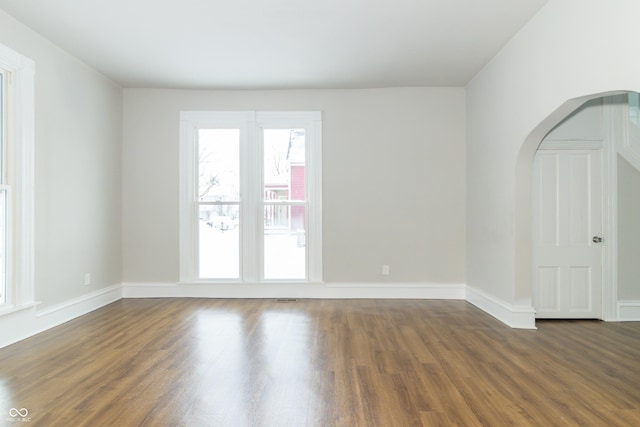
[533,149,603,319]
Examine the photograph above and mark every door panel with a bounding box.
[538,267,560,312]
[569,266,591,311]
[533,150,603,318]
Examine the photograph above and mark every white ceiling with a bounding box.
[0,0,547,89]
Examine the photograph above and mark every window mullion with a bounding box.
[241,116,259,282]
[263,200,308,205]
[255,121,266,282]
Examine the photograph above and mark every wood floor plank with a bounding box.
[0,299,639,426]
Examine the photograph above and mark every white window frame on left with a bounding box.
[0,43,35,313]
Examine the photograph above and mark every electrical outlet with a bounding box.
[84,273,91,286]
[382,265,390,276]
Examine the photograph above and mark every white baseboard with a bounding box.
[618,300,640,321]
[125,282,538,329]
[122,281,467,300]
[465,286,537,329]
[0,284,123,349]
[0,281,557,349]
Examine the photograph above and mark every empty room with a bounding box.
[0,0,639,425]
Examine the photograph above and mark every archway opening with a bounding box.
[515,90,640,323]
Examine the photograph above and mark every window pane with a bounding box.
[199,129,240,202]
[264,129,305,202]
[199,204,240,279]
[264,205,306,280]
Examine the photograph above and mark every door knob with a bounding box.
[592,236,603,243]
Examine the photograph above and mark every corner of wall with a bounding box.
[465,285,536,329]
[0,284,123,349]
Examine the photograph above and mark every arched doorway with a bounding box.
[515,91,640,323]
[532,98,605,319]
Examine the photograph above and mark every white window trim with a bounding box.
[0,43,35,312]
[179,111,322,284]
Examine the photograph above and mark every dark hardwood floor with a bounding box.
[0,298,639,426]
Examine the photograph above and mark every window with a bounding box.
[180,111,322,283]
[0,43,35,311]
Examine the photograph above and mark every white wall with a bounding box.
[122,87,466,288]
[618,155,640,300]
[0,10,123,309]
[466,0,640,321]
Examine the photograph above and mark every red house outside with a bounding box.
[264,129,306,245]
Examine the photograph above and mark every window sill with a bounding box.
[179,280,325,286]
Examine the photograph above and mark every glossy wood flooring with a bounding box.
[0,299,639,426]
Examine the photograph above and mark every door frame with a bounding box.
[601,96,625,321]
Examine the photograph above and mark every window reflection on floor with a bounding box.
[191,307,321,425]
[257,311,316,424]
[194,310,249,425]
[0,378,17,417]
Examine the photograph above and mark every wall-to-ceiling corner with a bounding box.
[465,0,640,328]
[0,9,123,347]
